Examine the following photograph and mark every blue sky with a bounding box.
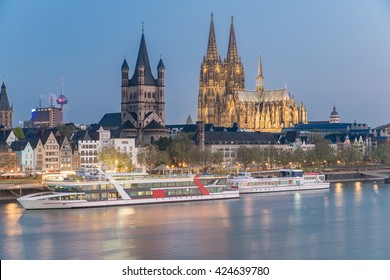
[1,0,390,128]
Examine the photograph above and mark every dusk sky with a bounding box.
[1,0,390,128]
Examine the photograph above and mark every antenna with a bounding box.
[61,76,64,95]
[56,76,69,112]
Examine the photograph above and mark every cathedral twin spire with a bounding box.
[202,14,244,90]
[205,14,239,64]
[206,13,219,62]
[226,16,239,64]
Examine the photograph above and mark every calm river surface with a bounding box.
[1,181,390,260]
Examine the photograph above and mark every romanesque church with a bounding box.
[198,15,307,132]
[120,30,168,145]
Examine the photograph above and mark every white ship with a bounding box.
[17,169,239,210]
[226,169,330,193]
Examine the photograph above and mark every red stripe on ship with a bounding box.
[194,175,210,195]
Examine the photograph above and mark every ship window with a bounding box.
[175,189,183,196]
[183,188,190,194]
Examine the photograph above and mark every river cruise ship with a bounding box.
[226,169,330,193]
[17,169,239,210]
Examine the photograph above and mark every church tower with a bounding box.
[225,16,245,93]
[121,30,167,145]
[0,82,13,128]
[198,13,225,126]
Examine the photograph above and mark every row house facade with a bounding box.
[70,129,100,168]
[3,129,73,173]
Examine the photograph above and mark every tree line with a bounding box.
[99,134,390,173]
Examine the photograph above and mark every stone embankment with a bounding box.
[324,169,390,183]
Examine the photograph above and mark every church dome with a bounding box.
[331,106,338,116]
[330,105,340,123]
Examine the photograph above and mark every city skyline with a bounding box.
[1,0,390,128]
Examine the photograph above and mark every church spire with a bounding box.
[256,53,264,93]
[0,82,11,109]
[206,13,219,62]
[130,31,156,85]
[227,16,239,63]
[257,53,263,76]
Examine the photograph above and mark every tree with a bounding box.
[137,144,169,173]
[153,137,172,151]
[313,139,336,166]
[236,146,256,171]
[292,147,306,168]
[264,146,278,168]
[372,142,390,164]
[12,127,25,140]
[57,123,77,139]
[338,146,362,168]
[252,147,265,170]
[0,152,19,172]
[276,149,293,167]
[189,147,223,174]
[167,134,196,166]
[98,146,133,172]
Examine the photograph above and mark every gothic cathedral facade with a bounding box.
[198,15,307,132]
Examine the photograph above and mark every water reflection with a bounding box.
[1,182,390,259]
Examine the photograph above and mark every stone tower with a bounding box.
[0,82,13,128]
[121,30,168,145]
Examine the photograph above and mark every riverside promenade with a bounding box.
[0,182,46,201]
[324,169,390,183]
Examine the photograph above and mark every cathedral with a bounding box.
[120,30,168,145]
[0,82,13,128]
[198,15,307,133]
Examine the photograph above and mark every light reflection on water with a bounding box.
[1,181,390,260]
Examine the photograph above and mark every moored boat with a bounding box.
[16,169,239,210]
[226,169,329,193]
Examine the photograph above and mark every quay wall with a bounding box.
[324,171,385,183]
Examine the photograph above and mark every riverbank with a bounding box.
[324,169,390,183]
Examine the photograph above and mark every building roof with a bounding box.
[144,120,166,130]
[284,122,370,133]
[98,113,121,128]
[40,130,54,145]
[203,131,277,145]
[166,123,242,133]
[330,105,339,116]
[129,33,157,86]
[157,58,165,69]
[10,140,29,151]
[237,88,290,103]
[121,59,129,70]
[27,136,41,149]
[186,115,193,125]
[121,120,136,130]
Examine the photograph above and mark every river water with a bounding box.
[1,181,390,260]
